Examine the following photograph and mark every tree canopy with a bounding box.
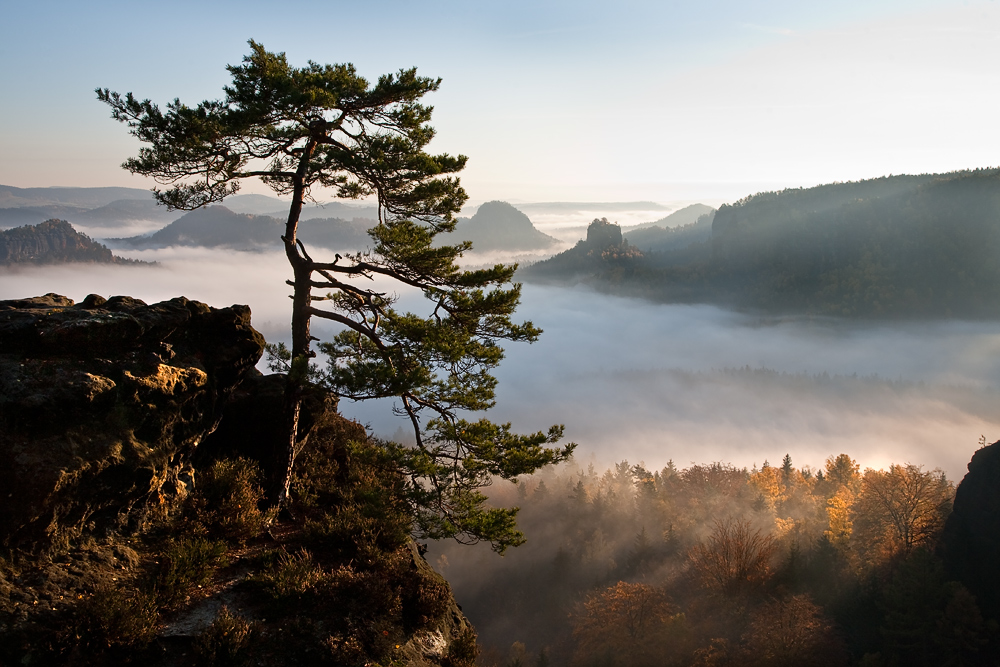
[98,40,573,552]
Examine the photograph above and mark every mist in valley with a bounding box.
[3,241,998,662]
[2,245,996,479]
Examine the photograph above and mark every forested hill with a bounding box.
[522,169,1000,318]
[0,220,143,264]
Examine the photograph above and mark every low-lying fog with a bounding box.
[3,246,997,479]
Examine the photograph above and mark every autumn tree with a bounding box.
[853,464,953,563]
[690,518,778,597]
[98,41,573,551]
[572,581,684,666]
[740,595,847,667]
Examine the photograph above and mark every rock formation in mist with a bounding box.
[520,217,642,282]
[0,219,140,264]
[585,217,623,249]
[0,293,475,666]
[452,201,557,252]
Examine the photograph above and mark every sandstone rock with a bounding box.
[0,294,265,553]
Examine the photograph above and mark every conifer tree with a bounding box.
[98,40,573,551]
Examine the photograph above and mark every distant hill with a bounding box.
[114,206,373,251]
[0,206,90,229]
[218,193,379,220]
[0,185,150,209]
[0,199,175,231]
[624,203,716,232]
[515,201,671,214]
[451,201,557,252]
[73,199,176,225]
[0,185,379,232]
[624,208,716,252]
[522,170,1000,319]
[0,220,143,265]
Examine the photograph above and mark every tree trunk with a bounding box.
[274,141,316,507]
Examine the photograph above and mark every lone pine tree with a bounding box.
[98,40,572,551]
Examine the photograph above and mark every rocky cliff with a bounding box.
[939,438,1000,620]
[0,293,476,666]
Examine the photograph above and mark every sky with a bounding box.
[3,0,999,206]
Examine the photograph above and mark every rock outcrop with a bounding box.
[0,293,265,552]
[585,217,623,250]
[0,292,477,666]
[939,438,1000,620]
[0,219,141,264]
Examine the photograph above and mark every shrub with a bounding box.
[156,537,229,606]
[443,626,480,667]
[197,458,276,541]
[81,586,159,648]
[193,605,256,667]
[296,434,412,560]
[253,548,324,600]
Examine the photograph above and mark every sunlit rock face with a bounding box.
[0,293,265,553]
[939,438,1000,619]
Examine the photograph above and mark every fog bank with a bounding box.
[1,247,997,479]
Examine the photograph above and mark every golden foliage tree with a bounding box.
[740,595,847,667]
[853,464,953,563]
[571,581,685,666]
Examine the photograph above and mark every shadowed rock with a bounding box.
[0,293,265,553]
[939,439,1000,620]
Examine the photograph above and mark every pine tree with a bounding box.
[98,40,573,552]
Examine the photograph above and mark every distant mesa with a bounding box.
[0,219,144,265]
[451,201,557,252]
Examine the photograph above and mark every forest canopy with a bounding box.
[437,446,994,667]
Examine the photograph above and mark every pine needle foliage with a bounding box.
[98,40,573,552]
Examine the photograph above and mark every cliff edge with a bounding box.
[0,293,476,666]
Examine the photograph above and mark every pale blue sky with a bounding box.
[1,0,995,204]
